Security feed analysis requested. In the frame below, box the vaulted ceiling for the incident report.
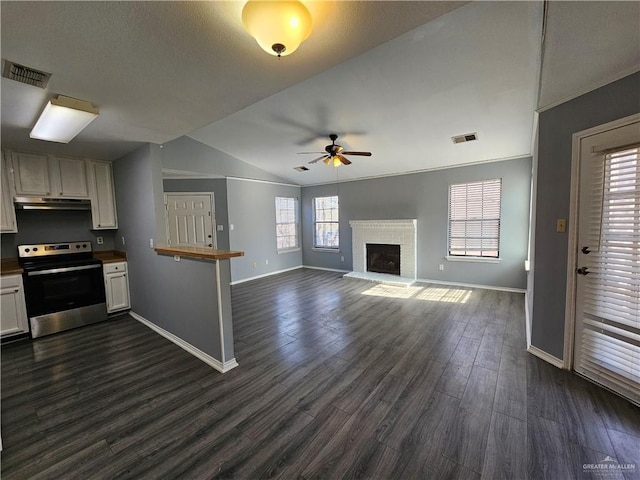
[2,1,638,185]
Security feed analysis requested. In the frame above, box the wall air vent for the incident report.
[452,132,478,144]
[2,59,51,89]
[294,166,309,172]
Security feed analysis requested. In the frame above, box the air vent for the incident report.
[452,132,478,144]
[2,59,51,89]
[294,166,309,172]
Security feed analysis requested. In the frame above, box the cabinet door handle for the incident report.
[14,288,19,293]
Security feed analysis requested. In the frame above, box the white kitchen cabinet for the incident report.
[1,153,17,233]
[10,151,50,196]
[88,160,118,229]
[49,156,88,198]
[9,151,89,198]
[1,275,29,337]
[104,262,130,313]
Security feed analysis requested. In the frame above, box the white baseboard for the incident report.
[303,265,350,273]
[416,278,526,293]
[230,265,303,285]
[130,311,238,373]
[527,344,565,369]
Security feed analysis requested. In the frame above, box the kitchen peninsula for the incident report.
[152,246,244,373]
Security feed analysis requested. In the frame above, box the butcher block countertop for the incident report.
[154,246,244,261]
[93,250,127,264]
[1,258,22,275]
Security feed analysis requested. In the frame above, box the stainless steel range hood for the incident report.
[14,196,91,211]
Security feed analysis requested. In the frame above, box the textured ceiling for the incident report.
[1,1,638,186]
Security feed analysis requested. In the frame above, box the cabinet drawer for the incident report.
[104,262,127,274]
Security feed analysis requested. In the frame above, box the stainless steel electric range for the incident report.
[18,241,107,338]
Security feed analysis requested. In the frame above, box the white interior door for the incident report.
[165,193,216,248]
[574,120,640,404]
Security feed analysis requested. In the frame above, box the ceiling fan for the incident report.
[299,134,372,166]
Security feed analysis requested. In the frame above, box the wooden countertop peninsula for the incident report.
[154,246,244,261]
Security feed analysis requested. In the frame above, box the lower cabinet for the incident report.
[104,262,130,313]
[1,274,28,337]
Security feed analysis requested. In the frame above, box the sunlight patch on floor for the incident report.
[361,284,472,303]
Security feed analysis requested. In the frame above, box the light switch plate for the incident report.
[556,218,567,233]
[217,225,224,231]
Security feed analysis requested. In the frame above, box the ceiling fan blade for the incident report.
[309,155,329,164]
[298,151,325,155]
[337,155,352,165]
[341,151,372,156]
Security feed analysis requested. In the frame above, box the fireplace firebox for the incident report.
[366,243,401,276]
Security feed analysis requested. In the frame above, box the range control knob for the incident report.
[25,248,30,253]
[82,244,87,248]
[76,244,81,249]
[33,247,38,252]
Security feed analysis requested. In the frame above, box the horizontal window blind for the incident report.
[275,197,299,250]
[448,179,501,257]
[579,147,640,403]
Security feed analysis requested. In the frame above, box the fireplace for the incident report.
[367,244,401,275]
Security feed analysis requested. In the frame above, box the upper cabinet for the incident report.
[87,160,118,229]
[2,150,118,231]
[1,153,17,233]
[11,152,50,196]
[49,156,88,198]
[10,152,89,198]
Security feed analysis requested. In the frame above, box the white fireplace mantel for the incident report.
[346,219,417,285]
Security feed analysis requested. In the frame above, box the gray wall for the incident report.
[163,178,230,250]
[227,178,302,282]
[531,72,640,359]
[160,136,290,184]
[302,157,532,290]
[113,144,234,362]
[1,209,116,258]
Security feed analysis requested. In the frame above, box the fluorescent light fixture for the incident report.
[30,95,99,143]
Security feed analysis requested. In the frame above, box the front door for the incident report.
[165,193,216,248]
[573,119,639,404]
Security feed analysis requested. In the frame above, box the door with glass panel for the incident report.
[574,120,640,404]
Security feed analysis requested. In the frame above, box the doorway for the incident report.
[568,115,639,404]
[165,193,216,248]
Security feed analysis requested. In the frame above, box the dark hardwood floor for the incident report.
[2,268,639,479]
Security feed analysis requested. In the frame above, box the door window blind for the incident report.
[448,179,502,257]
[579,147,640,403]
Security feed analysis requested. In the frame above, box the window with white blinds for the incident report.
[448,179,502,258]
[579,146,640,402]
[275,196,299,251]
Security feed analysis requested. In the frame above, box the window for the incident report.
[313,195,339,249]
[448,179,502,258]
[275,196,299,251]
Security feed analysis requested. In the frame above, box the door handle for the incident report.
[208,243,212,247]
[207,234,212,238]
[581,246,591,254]
[576,267,590,275]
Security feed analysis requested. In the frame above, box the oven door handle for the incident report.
[27,264,103,276]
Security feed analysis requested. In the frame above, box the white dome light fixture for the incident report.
[242,1,313,58]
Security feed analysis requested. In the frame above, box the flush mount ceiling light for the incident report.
[242,0,313,57]
[30,95,99,143]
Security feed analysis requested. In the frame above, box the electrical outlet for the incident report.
[174,255,181,262]
[121,236,126,245]
[265,259,269,265]
[96,236,104,245]
[341,255,345,262]
[439,264,444,271]
[252,261,257,268]
[149,238,154,248]
[230,224,235,231]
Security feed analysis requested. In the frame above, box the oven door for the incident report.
[23,263,106,318]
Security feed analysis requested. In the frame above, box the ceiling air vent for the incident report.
[294,166,309,172]
[452,132,478,144]
[2,59,52,89]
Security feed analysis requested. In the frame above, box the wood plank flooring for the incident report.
[2,268,639,479]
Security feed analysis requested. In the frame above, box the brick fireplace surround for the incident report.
[344,219,417,286]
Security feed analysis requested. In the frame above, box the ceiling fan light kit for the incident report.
[242,0,313,57]
[300,133,372,167]
[30,95,99,143]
